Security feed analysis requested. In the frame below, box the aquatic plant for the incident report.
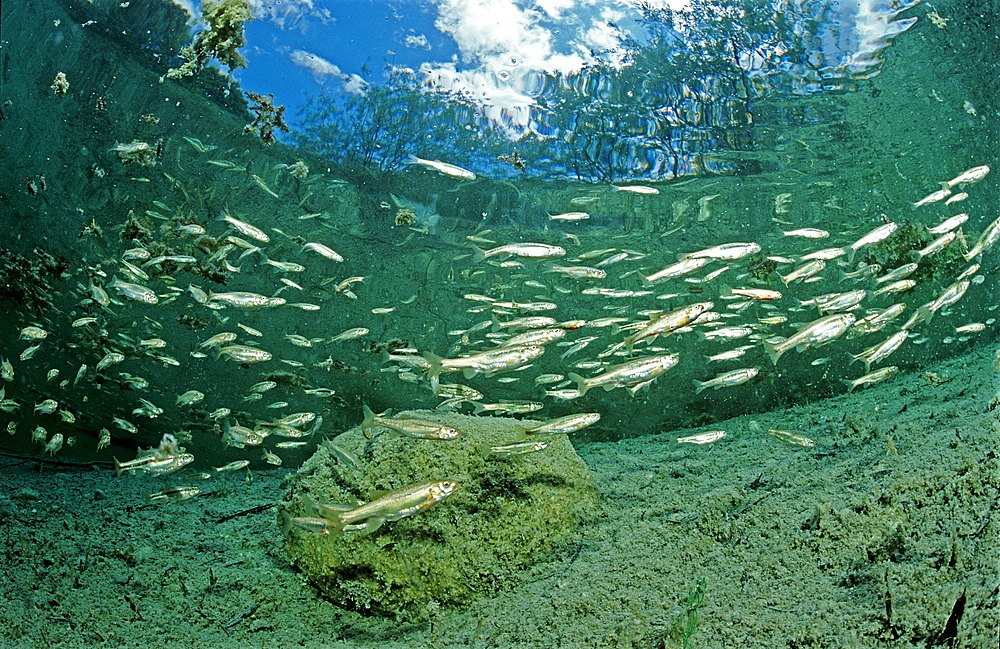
[244,91,289,145]
[166,0,254,79]
[661,577,707,649]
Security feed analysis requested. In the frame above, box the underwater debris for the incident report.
[113,140,161,166]
[50,72,69,95]
[244,91,289,145]
[165,0,254,79]
[395,208,417,226]
[288,160,309,180]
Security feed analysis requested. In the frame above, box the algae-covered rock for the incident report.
[277,410,598,618]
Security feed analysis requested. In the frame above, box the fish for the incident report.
[913,188,952,208]
[762,313,856,365]
[927,213,969,235]
[304,478,460,536]
[800,247,846,261]
[148,485,202,502]
[109,277,158,304]
[215,460,251,472]
[34,399,58,414]
[1,358,13,381]
[96,352,125,371]
[208,291,272,309]
[612,185,659,195]
[963,214,1000,261]
[360,405,460,440]
[872,279,917,297]
[729,288,782,301]
[624,302,713,350]
[548,212,590,221]
[914,231,957,259]
[767,429,815,447]
[472,401,544,415]
[218,345,272,363]
[682,242,761,262]
[852,330,908,372]
[677,431,726,445]
[424,345,546,386]
[848,222,898,260]
[20,326,49,341]
[850,305,907,339]
[264,259,306,273]
[842,366,899,392]
[303,242,344,262]
[568,353,679,396]
[329,327,369,342]
[176,390,205,406]
[875,264,919,284]
[404,154,476,180]
[472,243,566,262]
[44,433,64,456]
[783,228,829,239]
[222,213,270,242]
[692,368,759,394]
[645,257,711,283]
[522,412,601,435]
[944,165,989,188]
[489,440,549,455]
[115,453,194,476]
[199,332,238,348]
[780,260,825,285]
[801,289,867,314]
[546,265,606,279]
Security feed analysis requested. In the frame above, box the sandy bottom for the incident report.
[2,347,997,649]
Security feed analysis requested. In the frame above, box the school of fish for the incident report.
[0,150,994,528]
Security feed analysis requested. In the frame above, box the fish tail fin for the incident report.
[840,378,858,393]
[471,244,487,263]
[422,351,444,392]
[113,457,123,478]
[568,373,589,397]
[472,402,485,415]
[403,154,419,166]
[693,379,706,395]
[360,404,377,437]
[762,338,785,366]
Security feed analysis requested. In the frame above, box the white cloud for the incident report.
[403,33,431,50]
[290,50,343,78]
[290,50,368,95]
[246,0,332,30]
[534,0,576,20]
[422,0,633,135]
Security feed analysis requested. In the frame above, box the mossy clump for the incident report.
[277,410,598,618]
[166,0,253,79]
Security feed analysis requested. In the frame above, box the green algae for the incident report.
[278,410,599,618]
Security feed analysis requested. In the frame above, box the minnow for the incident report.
[307,479,460,536]
[569,353,679,396]
[404,154,476,180]
[222,214,270,243]
[360,404,460,440]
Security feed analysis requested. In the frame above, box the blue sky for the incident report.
[168,0,921,139]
